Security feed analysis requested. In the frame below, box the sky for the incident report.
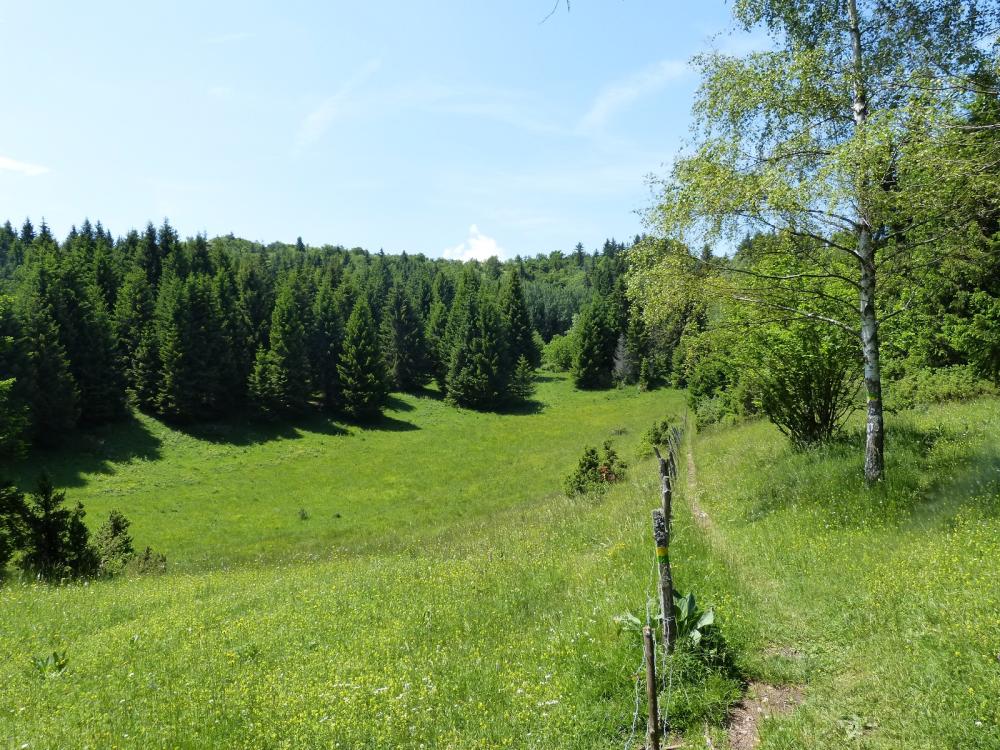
[0,1,762,260]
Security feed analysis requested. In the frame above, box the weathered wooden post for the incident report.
[652,445,672,522]
[643,625,660,750]
[652,508,676,653]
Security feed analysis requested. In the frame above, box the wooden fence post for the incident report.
[651,508,676,653]
[652,446,672,522]
[643,625,660,750]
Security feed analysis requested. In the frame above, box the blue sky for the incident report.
[0,1,758,259]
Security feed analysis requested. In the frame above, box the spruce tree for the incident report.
[380,283,429,391]
[572,299,616,389]
[337,298,388,420]
[113,267,155,401]
[252,274,313,414]
[25,251,125,425]
[310,276,344,409]
[19,293,79,442]
[445,289,506,408]
[0,298,27,457]
[498,268,540,369]
[156,274,231,420]
[425,299,450,391]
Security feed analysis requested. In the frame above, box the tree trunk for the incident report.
[848,0,885,482]
[858,241,885,483]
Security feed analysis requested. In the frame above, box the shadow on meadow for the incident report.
[4,414,163,489]
[173,412,348,446]
[740,417,1000,527]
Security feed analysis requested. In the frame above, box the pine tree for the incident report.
[310,276,344,409]
[337,298,388,420]
[19,293,80,442]
[253,274,313,414]
[572,299,616,389]
[498,267,540,370]
[380,283,429,391]
[156,274,231,420]
[445,289,506,408]
[425,299,450,391]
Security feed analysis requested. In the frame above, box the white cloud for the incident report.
[442,225,507,262]
[0,155,50,177]
[295,59,382,151]
[578,59,687,134]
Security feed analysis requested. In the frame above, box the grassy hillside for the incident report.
[688,400,1000,749]
[7,375,678,570]
[0,376,694,748]
[2,379,998,749]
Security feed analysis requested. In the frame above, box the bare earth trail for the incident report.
[682,430,802,750]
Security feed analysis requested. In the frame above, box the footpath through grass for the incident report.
[0,376,695,748]
[688,399,1000,749]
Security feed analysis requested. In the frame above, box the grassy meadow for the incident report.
[2,375,999,749]
[0,376,695,748]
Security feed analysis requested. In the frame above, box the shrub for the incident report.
[542,333,575,372]
[563,441,627,496]
[741,321,861,447]
[93,510,135,577]
[640,418,675,456]
[886,366,996,411]
[127,546,167,575]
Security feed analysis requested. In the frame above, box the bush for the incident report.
[640,418,676,456]
[887,366,996,411]
[542,333,575,372]
[563,441,627,496]
[127,546,167,575]
[741,321,861,447]
[93,510,135,577]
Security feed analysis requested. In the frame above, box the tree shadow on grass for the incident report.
[173,412,348,446]
[3,414,163,489]
[467,397,546,416]
[354,413,420,432]
[386,394,416,412]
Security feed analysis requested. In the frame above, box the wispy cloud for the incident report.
[204,31,254,45]
[578,59,688,134]
[0,155,50,177]
[295,59,383,151]
[442,224,507,262]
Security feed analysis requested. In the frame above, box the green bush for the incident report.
[563,440,627,496]
[639,418,676,456]
[542,333,575,372]
[93,510,135,577]
[887,366,996,410]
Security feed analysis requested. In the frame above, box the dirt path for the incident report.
[682,429,802,750]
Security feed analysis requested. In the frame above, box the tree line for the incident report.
[0,221,685,459]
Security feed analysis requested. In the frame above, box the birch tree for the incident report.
[631,0,1000,481]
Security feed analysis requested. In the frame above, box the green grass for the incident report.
[0,376,694,748]
[687,401,1000,749]
[3,378,999,749]
[7,376,678,571]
